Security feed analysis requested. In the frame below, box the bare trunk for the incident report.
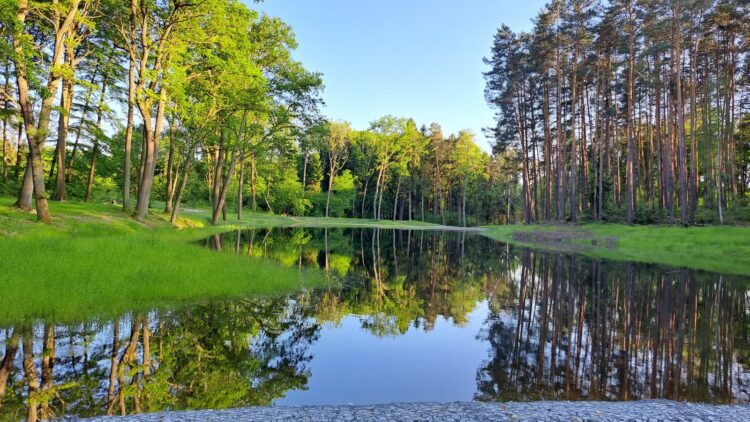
[674,3,688,224]
[164,122,176,213]
[123,50,136,210]
[250,153,257,212]
[135,85,167,220]
[85,79,108,202]
[170,143,197,224]
[14,122,23,179]
[325,156,334,218]
[626,4,636,224]
[237,155,244,220]
[15,157,33,210]
[53,59,75,201]
[212,148,239,225]
[1,64,8,183]
[570,45,579,223]
[392,174,401,221]
[689,41,699,220]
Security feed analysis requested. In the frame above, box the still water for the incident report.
[1,228,749,419]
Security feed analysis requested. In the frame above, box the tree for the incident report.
[8,0,92,222]
[324,121,351,217]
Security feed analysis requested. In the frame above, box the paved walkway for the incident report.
[80,401,750,421]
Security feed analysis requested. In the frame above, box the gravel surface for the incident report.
[77,400,750,421]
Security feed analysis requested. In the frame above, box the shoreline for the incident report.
[79,400,749,421]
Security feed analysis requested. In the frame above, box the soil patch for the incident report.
[511,229,617,252]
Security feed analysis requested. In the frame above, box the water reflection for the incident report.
[0,297,317,420]
[1,228,749,419]
[476,252,750,403]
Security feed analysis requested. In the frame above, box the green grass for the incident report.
[179,206,443,230]
[0,198,325,324]
[0,197,452,325]
[483,223,750,276]
[8,195,746,325]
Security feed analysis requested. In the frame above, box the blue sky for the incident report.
[252,0,548,151]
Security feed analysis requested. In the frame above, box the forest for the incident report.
[485,0,750,225]
[0,0,511,228]
[0,0,748,231]
[3,2,750,419]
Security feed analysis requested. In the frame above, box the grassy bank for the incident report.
[483,223,750,276]
[0,198,449,324]
[0,198,308,324]
[8,195,746,324]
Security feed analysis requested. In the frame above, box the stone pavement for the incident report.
[78,400,750,421]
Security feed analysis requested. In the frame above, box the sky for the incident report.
[251,0,548,151]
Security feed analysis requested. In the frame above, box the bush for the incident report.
[694,208,718,225]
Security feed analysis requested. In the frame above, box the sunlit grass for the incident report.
[483,223,750,276]
[0,197,452,325]
[0,198,324,324]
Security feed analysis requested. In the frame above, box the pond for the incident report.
[1,228,749,419]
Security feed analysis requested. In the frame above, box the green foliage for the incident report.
[268,167,312,215]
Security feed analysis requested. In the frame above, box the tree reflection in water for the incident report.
[0,298,318,420]
[476,250,750,403]
[1,228,748,419]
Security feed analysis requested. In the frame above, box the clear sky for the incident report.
[252,0,548,151]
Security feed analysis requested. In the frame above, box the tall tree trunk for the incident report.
[570,42,579,223]
[1,64,10,183]
[326,156,335,218]
[85,79,108,202]
[53,50,76,201]
[212,148,239,225]
[11,0,77,222]
[135,85,167,220]
[543,80,553,221]
[689,41,699,220]
[164,121,176,214]
[250,153,257,212]
[212,145,224,212]
[123,6,136,211]
[237,155,244,220]
[655,52,664,209]
[626,2,636,225]
[555,45,566,222]
[674,2,688,224]
[14,121,23,180]
[392,174,401,221]
[66,79,95,182]
[170,142,197,224]
[663,60,675,218]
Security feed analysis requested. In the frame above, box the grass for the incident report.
[483,223,750,276]
[0,197,449,325]
[6,195,747,324]
[178,206,443,230]
[0,198,319,325]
